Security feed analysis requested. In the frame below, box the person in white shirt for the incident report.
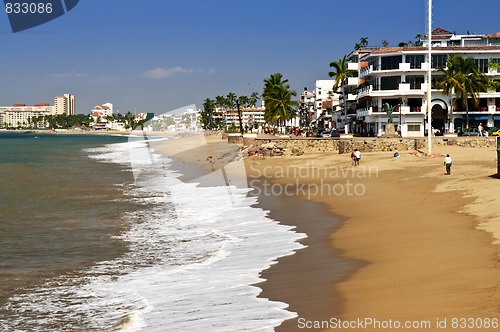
[443,154,452,175]
[354,149,361,166]
[478,123,484,136]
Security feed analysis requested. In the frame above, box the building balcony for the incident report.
[358,84,426,98]
[347,62,359,71]
[346,77,359,86]
[357,105,425,117]
[363,62,431,76]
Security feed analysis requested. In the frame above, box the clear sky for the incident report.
[1,0,500,115]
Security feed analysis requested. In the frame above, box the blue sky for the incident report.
[1,0,500,115]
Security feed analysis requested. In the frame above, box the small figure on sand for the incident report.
[443,154,452,175]
[350,151,356,166]
[354,149,361,166]
[393,150,400,158]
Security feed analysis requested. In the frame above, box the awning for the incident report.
[464,115,489,121]
[494,115,500,121]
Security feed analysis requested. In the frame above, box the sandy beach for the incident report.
[152,133,500,331]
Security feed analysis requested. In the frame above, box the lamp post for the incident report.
[236,98,244,135]
[399,97,402,137]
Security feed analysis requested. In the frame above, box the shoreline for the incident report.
[249,183,362,331]
[151,134,500,331]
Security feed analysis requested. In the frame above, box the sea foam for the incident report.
[1,136,306,331]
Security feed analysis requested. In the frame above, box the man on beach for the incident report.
[354,149,361,166]
[444,154,452,175]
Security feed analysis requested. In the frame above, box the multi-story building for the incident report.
[299,80,336,129]
[90,102,113,130]
[299,87,315,127]
[353,28,500,137]
[54,93,75,115]
[225,107,266,131]
[0,104,55,128]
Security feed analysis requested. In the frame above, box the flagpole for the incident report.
[427,0,432,153]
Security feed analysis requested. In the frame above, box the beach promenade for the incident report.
[153,133,500,331]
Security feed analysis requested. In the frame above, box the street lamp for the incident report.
[236,98,244,135]
[399,97,402,136]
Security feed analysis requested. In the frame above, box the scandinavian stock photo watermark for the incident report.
[248,161,379,200]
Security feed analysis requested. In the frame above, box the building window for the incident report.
[431,54,448,69]
[405,55,425,69]
[380,76,400,90]
[406,75,424,89]
[381,55,402,70]
[474,58,488,73]
[408,124,421,131]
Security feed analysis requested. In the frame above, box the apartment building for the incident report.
[299,80,337,129]
[54,93,75,115]
[352,28,500,137]
[0,104,54,128]
[225,107,266,130]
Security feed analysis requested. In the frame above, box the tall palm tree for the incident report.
[249,91,260,108]
[437,55,461,128]
[438,55,486,129]
[329,55,356,133]
[262,73,297,131]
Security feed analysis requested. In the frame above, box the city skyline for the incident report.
[1,0,500,115]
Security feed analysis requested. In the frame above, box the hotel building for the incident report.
[225,107,266,130]
[0,93,75,128]
[0,104,54,128]
[347,28,500,137]
[54,93,75,115]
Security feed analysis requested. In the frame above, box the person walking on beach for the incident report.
[444,154,452,175]
[354,148,361,166]
[478,123,484,136]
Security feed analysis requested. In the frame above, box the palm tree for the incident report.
[329,55,356,133]
[438,55,460,127]
[359,37,368,48]
[438,55,486,129]
[249,91,260,107]
[262,73,298,131]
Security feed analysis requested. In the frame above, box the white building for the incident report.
[225,107,266,131]
[54,93,75,115]
[0,104,55,128]
[352,28,500,137]
[299,80,336,129]
[90,102,114,130]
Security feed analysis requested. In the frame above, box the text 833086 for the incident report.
[5,2,53,14]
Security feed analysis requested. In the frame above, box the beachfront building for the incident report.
[353,28,500,137]
[299,80,337,130]
[90,102,113,130]
[0,104,55,128]
[225,107,266,132]
[299,87,315,127]
[54,93,75,115]
[314,80,337,130]
[149,108,200,131]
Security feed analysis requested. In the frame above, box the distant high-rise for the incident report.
[54,93,75,115]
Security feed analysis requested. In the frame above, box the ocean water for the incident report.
[0,131,305,331]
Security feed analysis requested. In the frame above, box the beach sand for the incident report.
[153,133,500,331]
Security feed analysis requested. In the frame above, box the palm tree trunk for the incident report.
[465,95,469,129]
